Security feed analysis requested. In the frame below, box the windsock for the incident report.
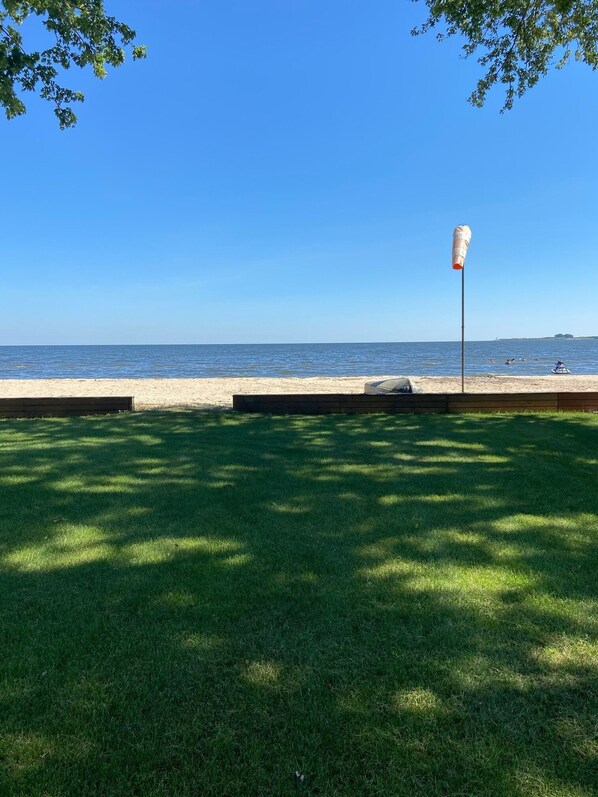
[452,225,472,270]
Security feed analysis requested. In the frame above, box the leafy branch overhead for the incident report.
[0,1,145,128]
[414,0,598,110]
[2,2,597,128]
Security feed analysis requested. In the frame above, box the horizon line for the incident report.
[0,337,592,347]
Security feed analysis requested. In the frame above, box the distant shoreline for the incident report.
[497,336,598,341]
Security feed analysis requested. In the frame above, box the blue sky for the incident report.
[2,0,597,344]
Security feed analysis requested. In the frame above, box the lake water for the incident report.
[1,340,597,379]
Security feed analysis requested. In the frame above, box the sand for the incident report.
[1,374,597,410]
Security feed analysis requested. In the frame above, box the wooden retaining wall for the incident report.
[0,397,134,419]
[233,394,448,414]
[448,393,559,413]
[233,392,598,415]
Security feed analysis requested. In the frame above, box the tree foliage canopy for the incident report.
[0,1,145,128]
[1,2,597,128]
[414,0,598,110]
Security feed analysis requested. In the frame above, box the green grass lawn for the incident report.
[0,410,596,797]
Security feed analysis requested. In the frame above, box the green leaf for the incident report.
[413,0,598,110]
[0,1,145,128]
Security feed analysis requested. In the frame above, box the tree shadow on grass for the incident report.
[0,411,596,796]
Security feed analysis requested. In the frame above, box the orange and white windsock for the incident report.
[452,225,472,270]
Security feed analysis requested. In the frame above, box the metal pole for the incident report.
[461,266,465,393]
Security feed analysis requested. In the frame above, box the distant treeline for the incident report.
[498,336,598,341]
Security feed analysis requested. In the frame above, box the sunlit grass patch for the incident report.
[5,530,247,571]
[393,687,449,717]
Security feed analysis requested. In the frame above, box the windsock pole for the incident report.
[452,225,472,394]
[461,266,465,393]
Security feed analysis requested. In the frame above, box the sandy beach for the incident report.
[1,374,597,410]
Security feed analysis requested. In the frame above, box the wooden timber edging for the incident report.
[233,393,447,415]
[232,392,598,415]
[0,396,134,419]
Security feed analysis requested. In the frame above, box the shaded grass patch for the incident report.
[0,410,597,796]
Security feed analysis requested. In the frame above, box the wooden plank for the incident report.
[448,392,558,403]
[557,391,598,398]
[0,396,134,419]
[558,407,598,413]
[0,396,133,405]
[234,394,340,402]
[233,392,598,416]
[450,407,556,414]
[448,393,559,414]
[233,394,340,413]
[5,403,132,411]
[233,393,448,415]
[339,406,446,413]
[557,391,598,400]
[449,404,558,414]
[341,395,446,404]
[557,392,598,412]
[340,396,447,414]
[14,397,133,407]
[558,395,598,404]
[340,396,446,407]
[449,399,553,404]
[19,404,130,410]
[341,406,443,415]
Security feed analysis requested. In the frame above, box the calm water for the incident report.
[1,340,597,379]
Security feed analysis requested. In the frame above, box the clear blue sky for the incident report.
[2,0,597,344]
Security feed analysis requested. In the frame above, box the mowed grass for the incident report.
[0,410,597,797]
